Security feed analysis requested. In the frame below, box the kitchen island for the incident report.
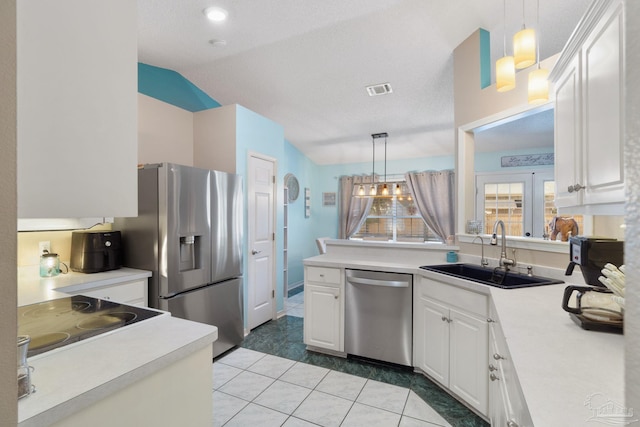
[18,268,218,427]
[304,239,625,426]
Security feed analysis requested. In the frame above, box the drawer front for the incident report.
[306,266,342,285]
[418,277,488,317]
[79,279,147,306]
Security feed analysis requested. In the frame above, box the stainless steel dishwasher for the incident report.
[345,269,413,367]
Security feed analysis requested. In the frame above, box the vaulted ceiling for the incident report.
[137,0,590,164]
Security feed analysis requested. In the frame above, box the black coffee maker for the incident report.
[563,236,625,332]
[565,236,624,287]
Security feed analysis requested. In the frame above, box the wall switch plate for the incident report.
[39,241,51,255]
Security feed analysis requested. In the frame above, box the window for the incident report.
[351,187,440,242]
[476,171,583,238]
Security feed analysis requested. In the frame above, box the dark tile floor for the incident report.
[239,315,489,427]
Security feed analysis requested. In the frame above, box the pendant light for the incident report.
[381,134,389,196]
[496,0,515,92]
[528,0,549,104]
[513,0,536,69]
[369,134,377,196]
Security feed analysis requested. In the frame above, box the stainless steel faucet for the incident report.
[472,235,489,267]
[490,220,516,270]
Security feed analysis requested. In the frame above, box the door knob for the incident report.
[251,249,262,255]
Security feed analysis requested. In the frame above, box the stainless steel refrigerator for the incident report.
[115,163,244,358]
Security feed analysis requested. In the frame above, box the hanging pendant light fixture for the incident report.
[352,133,402,198]
[513,0,536,69]
[496,0,515,92]
[368,132,388,197]
[381,133,389,196]
[528,0,549,104]
[369,135,377,196]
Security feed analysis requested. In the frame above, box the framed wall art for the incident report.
[322,192,336,206]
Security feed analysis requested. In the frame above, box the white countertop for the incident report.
[17,267,218,427]
[490,285,624,427]
[305,256,625,426]
[17,266,153,307]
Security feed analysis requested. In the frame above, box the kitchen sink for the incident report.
[419,263,564,289]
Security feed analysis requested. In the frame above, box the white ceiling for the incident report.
[137,0,589,165]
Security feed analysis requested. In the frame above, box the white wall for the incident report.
[138,94,194,166]
[625,0,640,412]
[193,104,237,173]
[0,1,18,424]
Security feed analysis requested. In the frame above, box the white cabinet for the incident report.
[303,266,343,353]
[488,303,533,427]
[551,0,625,214]
[414,275,489,416]
[67,279,148,307]
[17,1,138,219]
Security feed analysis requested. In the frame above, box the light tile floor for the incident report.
[214,347,452,427]
[283,290,304,318]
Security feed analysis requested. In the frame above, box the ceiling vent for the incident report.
[366,83,393,96]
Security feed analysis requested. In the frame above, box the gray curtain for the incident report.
[338,175,373,239]
[405,170,455,242]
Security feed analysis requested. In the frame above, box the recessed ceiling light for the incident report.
[203,6,228,22]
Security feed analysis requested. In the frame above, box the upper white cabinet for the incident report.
[17,0,138,219]
[550,0,625,214]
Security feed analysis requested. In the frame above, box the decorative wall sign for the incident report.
[501,153,554,167]
[305,188,311,218]
[322,192,336,206]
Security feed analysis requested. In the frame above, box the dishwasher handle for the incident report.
[347,276,409,288]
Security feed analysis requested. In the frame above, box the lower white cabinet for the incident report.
[414,275,489,416]
[303,266,343,352]
[488,303,533,427]
[68,279,148,307]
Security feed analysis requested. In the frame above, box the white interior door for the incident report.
[247,153,276,330]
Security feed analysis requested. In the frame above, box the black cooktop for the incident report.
[18,295,163,357]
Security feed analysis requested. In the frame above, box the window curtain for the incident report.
[405,170,455,242]
[338,175,373,239]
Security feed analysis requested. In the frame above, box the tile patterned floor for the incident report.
[214,347,453,427]
[283,289,304,318]
[212,290,488,427]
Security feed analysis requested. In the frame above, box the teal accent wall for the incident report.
[282,142,319,288]
[233,105,287,312]
[479,29,491,89]
[138,63,221,112]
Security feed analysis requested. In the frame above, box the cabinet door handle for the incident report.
[488,364,497,371]
[441,316,451,323]
[568,183,584,193]
[507,421,519,427]
[334,295,338,299]
[493,353,505,360]
[487,318,495,323]
[490,373,500,381]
